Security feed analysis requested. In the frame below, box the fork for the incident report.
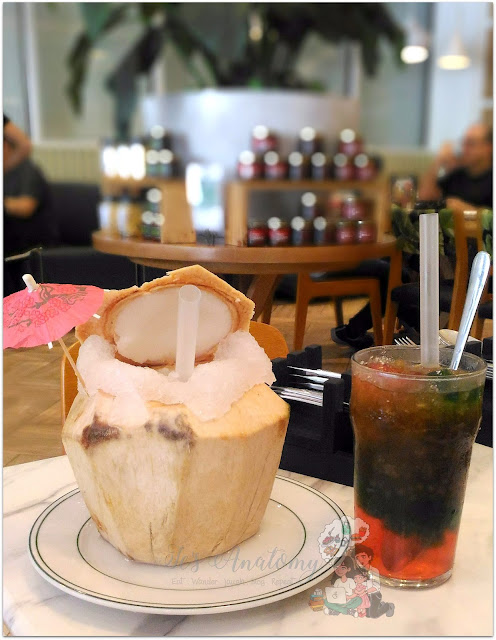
[395,335,451,347]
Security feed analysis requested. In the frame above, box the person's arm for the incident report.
[418,142,460,201]
[4,121,32,170]
[4,196,38,218]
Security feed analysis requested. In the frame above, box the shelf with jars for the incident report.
[225,177,389,247]
[226,126,390,247]
[98,127,195,245]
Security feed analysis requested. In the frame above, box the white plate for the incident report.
[29,476,349,615]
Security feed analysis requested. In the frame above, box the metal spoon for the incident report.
[450,251,491,370]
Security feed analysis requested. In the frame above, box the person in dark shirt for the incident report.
[332,122,493,350]
[3,113,32,171]
[419,122,493,209]
[4,136,58,256]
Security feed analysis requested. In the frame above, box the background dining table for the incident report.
[3,443,492,636]
[92,231,402,329]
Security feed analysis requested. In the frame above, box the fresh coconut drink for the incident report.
[62,265,290,565]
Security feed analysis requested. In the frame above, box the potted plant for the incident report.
[66,3,405,176]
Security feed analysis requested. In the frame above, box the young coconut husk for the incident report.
[63,265,290,566]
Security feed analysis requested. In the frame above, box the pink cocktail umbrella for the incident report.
[3,274,104,392]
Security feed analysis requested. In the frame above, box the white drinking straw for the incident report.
[175,285,201,382]
[419,214,439,367]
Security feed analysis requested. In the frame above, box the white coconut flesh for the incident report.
[112,287,233,365]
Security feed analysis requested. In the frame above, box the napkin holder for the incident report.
[272,345,354,487]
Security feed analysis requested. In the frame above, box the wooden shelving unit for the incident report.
[224,177,390,246]
[101,176,196,244]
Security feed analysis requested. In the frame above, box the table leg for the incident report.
[383,248,403,344]
[247,275,280,321]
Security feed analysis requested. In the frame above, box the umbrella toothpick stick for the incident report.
[57,337,88,395]
[21,274,88,395]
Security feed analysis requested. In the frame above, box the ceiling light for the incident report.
[438,31,471,70]
[401,18,429,64]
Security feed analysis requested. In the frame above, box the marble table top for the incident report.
[3,445,493,636]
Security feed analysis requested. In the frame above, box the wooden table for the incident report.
[92,232,402,332]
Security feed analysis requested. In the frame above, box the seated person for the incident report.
[332,122,493,350]
[4,132,58,294]
[4,138,58,257]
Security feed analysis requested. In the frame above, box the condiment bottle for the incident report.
[158,149,177,178]
[356,220,377,243]
[252,125,278,154]
[301,192,319,221]
[333,153,355,180]
[313,216,334,245]
[354,153,377,181]
[264,151,287,180]
[335,219,357,245]
[291,216,312,245]
[288,151,310,180]
[247,220,268,247]
[310,152,329,180]
[298,126,323,156]
[237,151,263,180]
[267,217,291,246]
[337,128,363,156]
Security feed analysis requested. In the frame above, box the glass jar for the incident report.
[341,195,367,221]
[100,138,118,178]
[146,148,160,177]
[97,195,114,233]
[117,191,142,239]
[248,220,268,247]
[158,149,177,178]
[301,192,319,221]
[356,219,377,243]
[252,125,278,154]
[337,128,364,156]
[264,151,287,180]
[288,151,310,180]
[129,137,146,180]
[313,216,334,245]
[333,153,355,180]
[310,152,329,180]
[335,219,357,244]
[268,217,291,246]
[149,125,172,151]
[116,140,132,179]
[291,216,312,246]
[354,153,377,181]
[237,151,263,180]
[298,126,323,156]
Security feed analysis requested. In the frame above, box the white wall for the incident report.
[426,2,491,150]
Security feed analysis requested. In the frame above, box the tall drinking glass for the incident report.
[350,346,486,589]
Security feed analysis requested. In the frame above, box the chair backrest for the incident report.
[448,209,490,329]
[61,320,288,422]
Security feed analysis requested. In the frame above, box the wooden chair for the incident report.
[293,272,384,350]
[61,321,288,422]
[471,209,493,340]
[383,209,485,344]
